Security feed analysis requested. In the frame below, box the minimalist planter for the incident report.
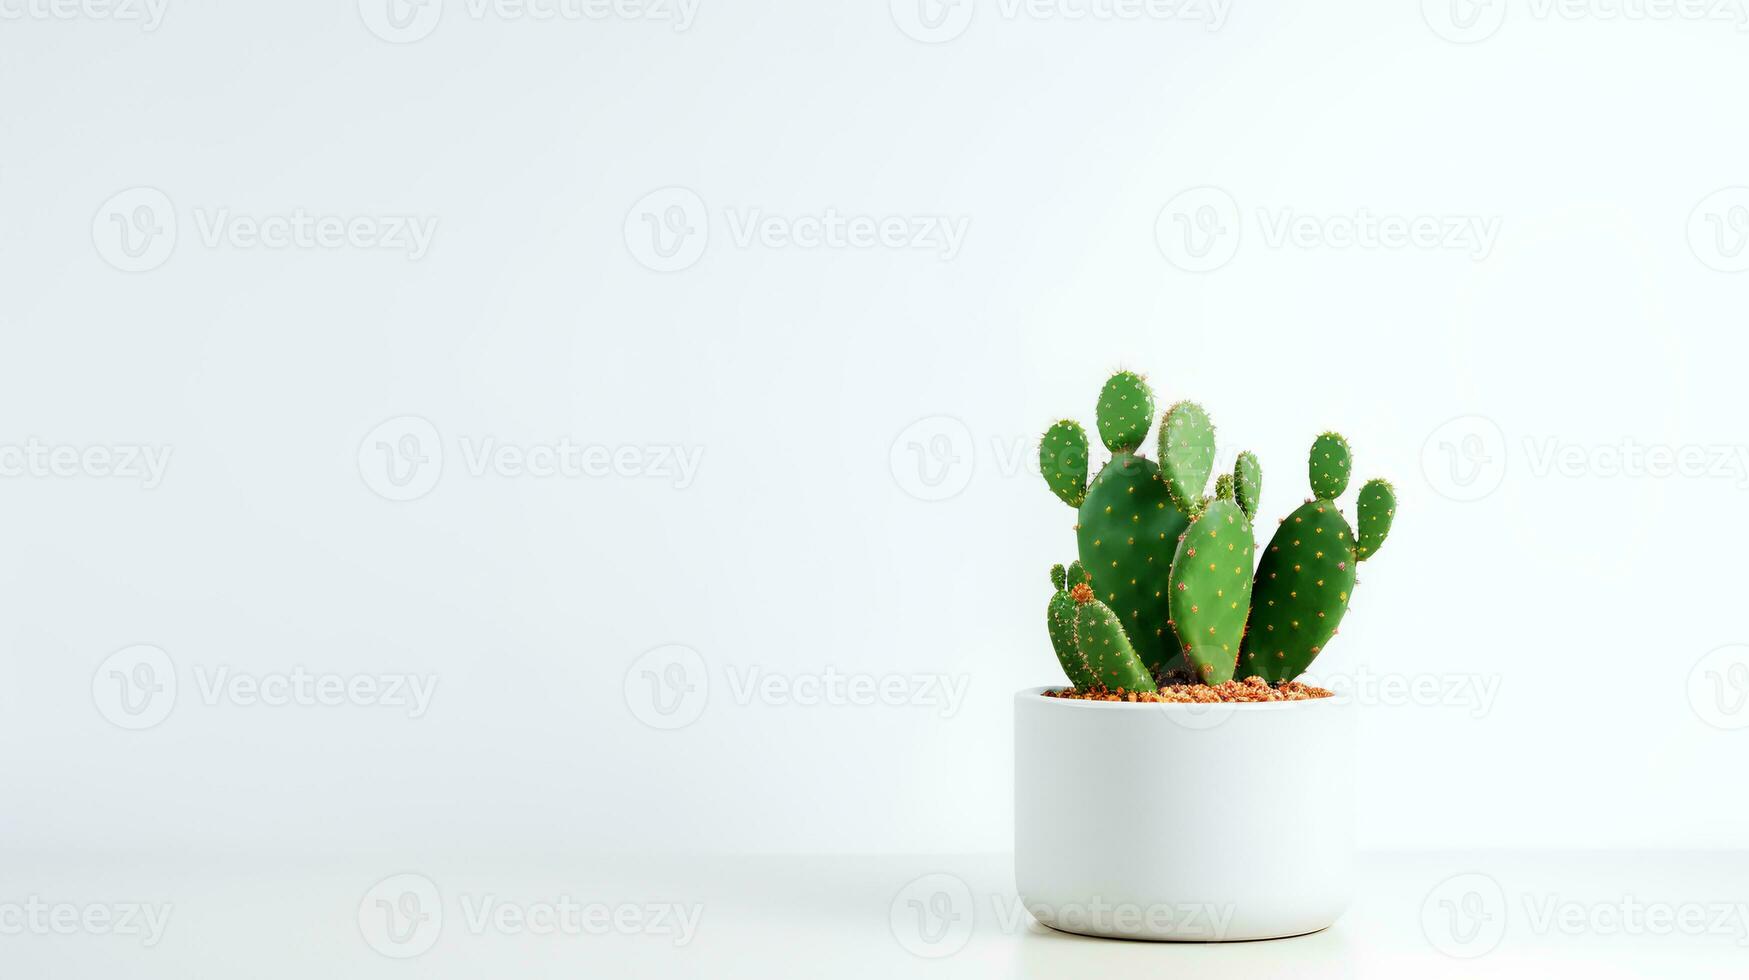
[1014,687,1355,942]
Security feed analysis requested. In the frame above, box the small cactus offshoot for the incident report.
[1038,371,1397,692]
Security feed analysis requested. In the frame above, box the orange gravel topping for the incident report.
[1043,676,1333,703]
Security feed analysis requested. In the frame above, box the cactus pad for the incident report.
[1167,485,1255,685]
[1356,478,1396,561]
[1095,371,1154,453]
[1234,451,1261,519]
[1070,583,1157,692]
[1239,500,1357,683]
[1158,400,1216,515]
[1039,420,1090,508]
[1076,453,1185,676]
[1047,566,1098,689]
[1309,432,1351,500]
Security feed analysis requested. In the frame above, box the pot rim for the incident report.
[1015,685,1352,710]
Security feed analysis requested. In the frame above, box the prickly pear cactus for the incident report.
[1233,451,1261,520]
[1158,400,1216,516]
[1239,433,1393,683]
[1167,478,1255,684]
[1046,563,1098,689]
[1041,372,1188,677]
[1039,421,1089,508]
[1356,479,1396,561]
[1069,582,1157,693]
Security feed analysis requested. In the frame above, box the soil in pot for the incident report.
[1042,676,1333,703]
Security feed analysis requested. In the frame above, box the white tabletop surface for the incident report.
[4,850,1744,977]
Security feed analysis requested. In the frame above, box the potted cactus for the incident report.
[1016,370,1397,941]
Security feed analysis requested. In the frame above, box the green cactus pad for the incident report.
[1095,371,1155,454]
[1066,559,1088,586]
[1158,400,1216,516]
[1039,420,1090,508]
[1076,453,1186,677]
[1167,498,1255,684]
[1047,569,1099,689]
[1356,478,1396,562]
[1239,500,1357,683]
[1309,432,1351,500]
[1213,473,1234,500]
[1050,563,1067,591]
[1234,451,1261,519]
[1070,584,1157,693]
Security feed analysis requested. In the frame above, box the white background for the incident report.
[3,1,1749,972]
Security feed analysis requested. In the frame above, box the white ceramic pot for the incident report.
[1014,686,1355,941]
